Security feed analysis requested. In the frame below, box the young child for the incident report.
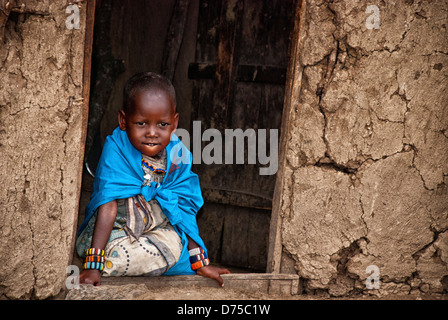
[76,72,230,286]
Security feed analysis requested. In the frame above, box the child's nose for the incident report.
[145,125,157,137]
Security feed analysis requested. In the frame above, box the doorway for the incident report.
[80,0,297,273]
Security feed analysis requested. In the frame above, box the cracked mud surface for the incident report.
[277,0,448,296]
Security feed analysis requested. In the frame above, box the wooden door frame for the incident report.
[71,0,96,262]
[80,0,96,151]
[266,0,305,273]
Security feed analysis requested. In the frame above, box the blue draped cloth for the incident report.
[78,127,206,275]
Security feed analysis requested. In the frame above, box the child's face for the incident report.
[118,89,178,157]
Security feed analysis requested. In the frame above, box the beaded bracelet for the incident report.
[86,248,106,257]
[83,248,106,271]
[83,261,104,271]
[191,258,210,270]
[188,247,205,256]
[189,252,208,264]
[85,255,106,263]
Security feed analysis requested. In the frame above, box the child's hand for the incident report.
[196,265,231,287]
[79,269,102,286]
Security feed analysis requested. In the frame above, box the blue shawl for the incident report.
[78,127,206,275]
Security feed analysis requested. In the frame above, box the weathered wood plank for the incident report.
[267,0,303,274]
[188,63,287,84]
[212,0,244,129]
[201,187,272,210]
[101,273,302,295]
[162,0,191,81]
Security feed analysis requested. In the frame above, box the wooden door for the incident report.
[189,0,297,271]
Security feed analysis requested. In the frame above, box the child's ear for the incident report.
[173,112,179,131]
[118,110,127,130]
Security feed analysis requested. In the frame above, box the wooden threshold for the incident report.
[101,273,302,296]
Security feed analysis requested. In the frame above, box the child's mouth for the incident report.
[143,142,159,147]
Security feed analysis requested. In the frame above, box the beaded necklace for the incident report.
[141,158,166,174]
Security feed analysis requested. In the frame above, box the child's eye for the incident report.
[136,122,145,126]
[159,122,169,127]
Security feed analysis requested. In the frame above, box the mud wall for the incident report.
[0,1,88,298]
[1,0,446,300]
[273,0,448,296]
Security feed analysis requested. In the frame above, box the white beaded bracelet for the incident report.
[188,247,204,256]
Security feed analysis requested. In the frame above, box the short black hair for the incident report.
[122,72,176,114]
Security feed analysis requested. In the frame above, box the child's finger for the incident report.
[221,268,231,275]
[216,275,224,287]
